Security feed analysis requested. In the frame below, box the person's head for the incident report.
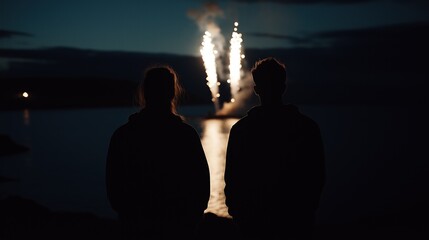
[251,57,287,105]
[137,65,183,114]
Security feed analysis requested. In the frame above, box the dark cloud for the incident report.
[0,29,33,39]
[231,0,373,5]
[244,32,311,45]
[312,21,429,46]
[245,21,429,52]
[246,21,429,50]
[231,0,428,5]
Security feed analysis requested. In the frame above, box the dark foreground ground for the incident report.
[0,195,427,240]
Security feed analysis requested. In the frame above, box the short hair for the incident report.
[251,57,287,88]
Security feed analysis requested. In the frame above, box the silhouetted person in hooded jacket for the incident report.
[106,65,211,240]
[224,57,325,240]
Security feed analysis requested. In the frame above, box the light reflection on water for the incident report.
[199,118,239,218]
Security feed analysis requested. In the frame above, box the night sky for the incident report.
[1,0,428,55]
[1,0,428,107]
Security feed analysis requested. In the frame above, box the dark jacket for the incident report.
[224,104,325,239]
[106,109,210,238]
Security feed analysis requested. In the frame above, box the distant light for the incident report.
[22,92,29,98]
[234,22,239,27]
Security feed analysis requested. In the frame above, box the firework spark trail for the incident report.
[200,31,220,112]
[228,22,244,103]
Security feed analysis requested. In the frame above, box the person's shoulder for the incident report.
[295,110,321,133]
[283,104,319,129]
[110,122,131,139]
[230,105,271,130]
[110,112,140,138]
[174,122,204,145]
[175,118,201,135]
[228,115,251,135]
[180,121,198,132]
[298,111,316,123]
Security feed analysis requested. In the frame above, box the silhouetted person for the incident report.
[224,57,325,240]
[106,65,211,239]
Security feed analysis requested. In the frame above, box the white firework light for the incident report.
[200,30,220,112]
[200,21,245,115]
[228,22,245,104]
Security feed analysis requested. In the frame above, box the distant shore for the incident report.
[2,76,425,112]
[0,77,212,111]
